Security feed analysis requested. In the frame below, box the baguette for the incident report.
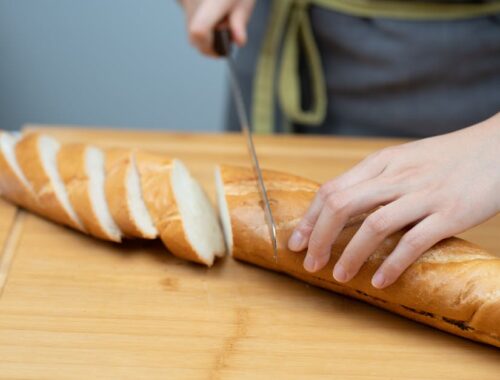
[0,130,225,266]
[15,133,84,231]
[58,144,122,242]
[0,132,39,211]
[105,148,157,239]
[136,152,225,266]
[215,164,500,348]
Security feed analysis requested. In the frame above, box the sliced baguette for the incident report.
[136,152,225,266]
[58,143,122,242]
[105,148,157,239]
[0,132,39,211]
[215,164,500,348]
[15,133,84,231]
[0,130,224,266]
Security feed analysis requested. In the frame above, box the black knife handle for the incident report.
[213,22,232,57]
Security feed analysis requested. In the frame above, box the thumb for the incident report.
[229,0,255,47]
[189,0,234,56]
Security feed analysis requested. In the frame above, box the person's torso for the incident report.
[227,0,500,137]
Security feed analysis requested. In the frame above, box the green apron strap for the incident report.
[313,0,500,20]
[252,0,500,135]
[278,1,327,129]
[252,0,294,135]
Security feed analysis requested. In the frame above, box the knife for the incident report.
[214,24,279,263]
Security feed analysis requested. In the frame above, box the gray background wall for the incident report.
[0,0,226,132]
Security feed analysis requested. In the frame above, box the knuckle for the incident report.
[376,172,398,187]
[378,148,392,160]
[372,147,394,160]
[442,216,460,232]
[366,150,383,162]
[442,199,461,218]
[307,235,326,254]
[317,185,329,200]
[318,181,336,200]
[295,221,314,236]
[382,260,406,278]
[401,232,424,251]
[384,145,404,156]
[384,165,419,183]
[339,257,357,276]
[188,23,206,42]
[325,193,350,215]
[364,212,391,236]
[377,146,406,164]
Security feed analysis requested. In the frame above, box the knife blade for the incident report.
[214,25,279,263]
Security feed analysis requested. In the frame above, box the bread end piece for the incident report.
[0,132,39,211]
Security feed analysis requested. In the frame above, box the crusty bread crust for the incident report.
[0,131,225,266]
[105,148,156,239]
[16,133,83,231]
[218,165,500,348]
[58,143,121,242]
[0,132,39,212]
[136,152,213,265]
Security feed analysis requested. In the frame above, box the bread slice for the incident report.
[105,148,157,239]
[15,133,84,231]
[0,132,39,211]
[58,143,122,242]
[1,130,225,265]
[215,164,500,348]
[215,166,233,256]
[136,152,225,266]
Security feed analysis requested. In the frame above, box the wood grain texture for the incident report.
[0,125,497,379]
[0,200,19,296]
[0,199,17,253]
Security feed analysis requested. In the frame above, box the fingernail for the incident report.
[289,231,306,251]
[333,264,348,283]
[372,272,385,289]
[303,255,316,272]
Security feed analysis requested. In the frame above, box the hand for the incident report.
[288,112,500,289]
[179,0,255,56]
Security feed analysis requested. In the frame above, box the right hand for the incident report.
[180,0,256,56]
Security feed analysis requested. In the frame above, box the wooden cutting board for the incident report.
[0,125,498,379]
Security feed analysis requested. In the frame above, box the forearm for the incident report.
[489,111,500,139]
[485,112,500,212]
[471,112,500,212]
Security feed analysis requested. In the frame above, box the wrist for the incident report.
[491,111,500,135]
[491,113,500,213]
[474,112,500,213]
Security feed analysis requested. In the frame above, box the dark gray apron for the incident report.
[226,1,500,138]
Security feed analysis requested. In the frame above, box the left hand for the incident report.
[288,112,500,289]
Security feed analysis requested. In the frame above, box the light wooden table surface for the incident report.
[0,125,498,379]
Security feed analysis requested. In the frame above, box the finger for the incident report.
[302,177,401,273]
[332,151,389,193]
[229,0,254,46]
[333,195,432,284]
[182,0,202,22]
[189,0,233,55]
[371,213,453,289]
[288,155,387,252]
[288,194,324,251]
